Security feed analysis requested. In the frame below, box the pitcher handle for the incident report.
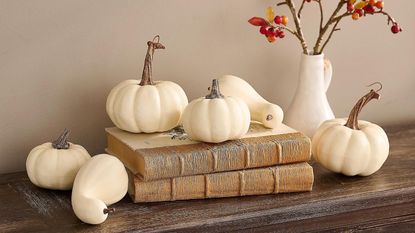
[324,59,332,93]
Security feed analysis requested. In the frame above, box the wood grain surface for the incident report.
[0,123,414,232]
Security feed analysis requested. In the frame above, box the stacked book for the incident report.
[106,123,314,203]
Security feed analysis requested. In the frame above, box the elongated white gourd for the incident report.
[71,154,128,225]
[218,75,283,129]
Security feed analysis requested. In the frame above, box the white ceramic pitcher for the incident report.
[285,53,334,137]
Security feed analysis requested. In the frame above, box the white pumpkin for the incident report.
[106,36,188,133]
[218,75,283,129]
[312,87,389,176]
[182,79,250,143]
[26,129,90,190]
[72,154,128,225]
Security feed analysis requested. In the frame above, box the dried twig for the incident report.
[276,1,287,6]
[317,0,324,33]
[319,13,348,53]
[372,10,398,25]
[274,25,300,39]
[270,0,398,55]
[297,0,307,18]
[284,0,309,54]
[313,0,347,54]
[318,9,398,54]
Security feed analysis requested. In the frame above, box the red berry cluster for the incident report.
[248,15,288,43]
[345,0,402,34]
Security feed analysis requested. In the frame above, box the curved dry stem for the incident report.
[52,128,70,150]
[140,35,165,86]
[205,79,224,99]
[344,88,381,130]
[103,208,115,214]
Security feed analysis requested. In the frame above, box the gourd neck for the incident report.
[344,83,382,130]
[206,79,224,99]
[139,35,165,86]
[52,128,70,149]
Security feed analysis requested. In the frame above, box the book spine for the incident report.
[140,133,311,181]
[128,162,314,203]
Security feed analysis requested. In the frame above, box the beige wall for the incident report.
[1,0,414,174]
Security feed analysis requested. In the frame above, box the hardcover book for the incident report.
[106,123,311,181]
[127,162,314,203]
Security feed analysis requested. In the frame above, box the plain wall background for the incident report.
[1,0,414,174]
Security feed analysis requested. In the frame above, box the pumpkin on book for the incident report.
[106,123,311,181]
[106,35,188,133]
[181,79,250,143]
[127,162,314,203]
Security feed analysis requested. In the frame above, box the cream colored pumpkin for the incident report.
[218,75,283,129]
[182,79,250,143]
[312,88,389,176]
[106,80,188,133]
[26,129,90,190]
[106,36,188,133]
[72,154,128,225]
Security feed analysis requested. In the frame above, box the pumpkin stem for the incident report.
[344,85,381,130]
[103,208,115,214]
[139,35,165,86]
[206,79,224,99]
[52,128,70,149]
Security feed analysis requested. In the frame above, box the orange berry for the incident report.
[267,35,276,43]
[375,1,384,9]
[369,0,376,6]
[281,16,289,26]
[352,12,360,20]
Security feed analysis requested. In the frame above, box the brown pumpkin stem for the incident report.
[206,79,224,99]
[139,35,165,86]
[103,208,115,214]
[344,83,382,130]
[52,128,70,149]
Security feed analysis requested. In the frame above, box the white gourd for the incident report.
[26,129,90,190]
[106,36,188,133]
[182,79,250,143]
[218,75,283,129]
[312,87,389,176]
[71,154,128,225]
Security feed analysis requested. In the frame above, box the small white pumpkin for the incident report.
[106,35,188,133]
[312,86,389,176]
[182,79,250,143]
[218,75,283,129]
[72,154,128,225]
[26,129,91,190]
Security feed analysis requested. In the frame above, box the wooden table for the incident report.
[1,123,414,232]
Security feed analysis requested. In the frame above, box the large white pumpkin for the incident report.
[106,36,188,133]
[182,79,250,143]
[72,154,128,225]
[26,129,91,190]
[312,88,389,176]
